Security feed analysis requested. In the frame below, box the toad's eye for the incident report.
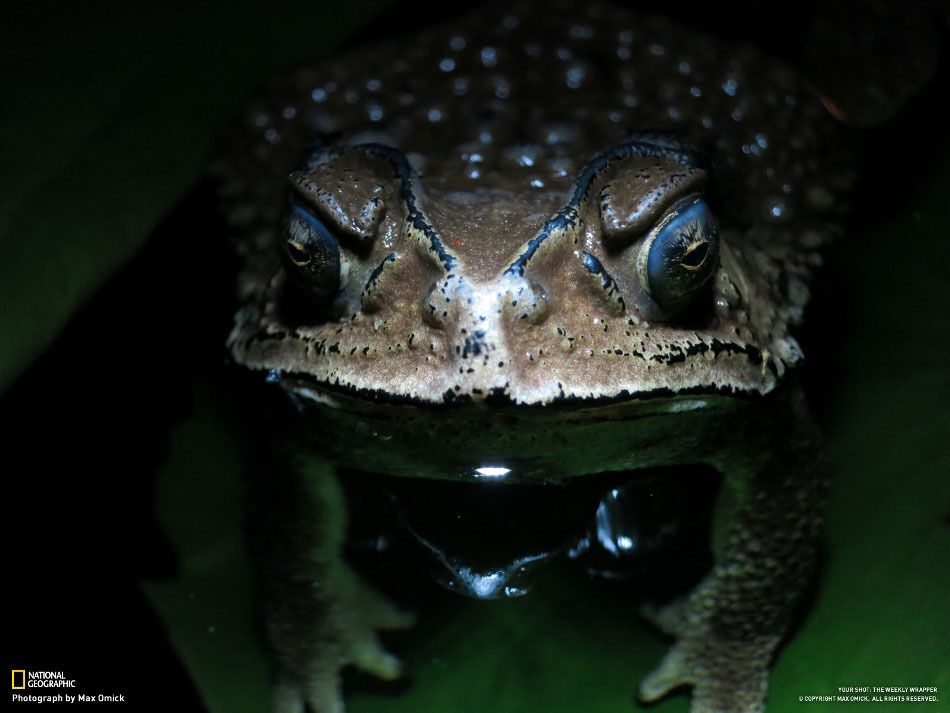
[281,202,342,300]
[636,197,719,315]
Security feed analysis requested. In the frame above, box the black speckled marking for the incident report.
[461,330,489,358]
[362,252,397,294]
[505,139,702,276]
[581,251,625,311]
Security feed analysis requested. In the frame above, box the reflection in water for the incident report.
[473,465,511,479]
[408,522,554,598]
[593,484,681,560]
[343,468,719,601]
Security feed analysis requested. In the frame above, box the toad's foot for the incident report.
[635,388,825,713]
[639,623,777,713]
[269,564,415,713]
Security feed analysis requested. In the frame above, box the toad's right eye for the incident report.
[280,202,342,300]
[635,197,719,316]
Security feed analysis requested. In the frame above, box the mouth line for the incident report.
[277,370,763,410]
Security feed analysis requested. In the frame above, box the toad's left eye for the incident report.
[636,197,719,314]
[280,202,342,300]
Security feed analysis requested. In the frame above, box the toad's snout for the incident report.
[421,274,551,368]
[422,274,549,329]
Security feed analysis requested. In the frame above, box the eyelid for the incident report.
[288,170,385,245]
[599,167,707,246]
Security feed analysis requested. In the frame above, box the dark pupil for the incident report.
[286,240,311,265]
[680,241,708,270]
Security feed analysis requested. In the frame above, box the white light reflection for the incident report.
[474,466,511,479]
[616,535,635,551]
[459,568,505,598]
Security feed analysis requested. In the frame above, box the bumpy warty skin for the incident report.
[214,1,851,406]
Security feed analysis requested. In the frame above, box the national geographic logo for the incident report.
[10,669,127,704]
[9,669,76,688]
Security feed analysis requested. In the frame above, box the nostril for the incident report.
[421,275,463,329]
[502,277,549,324]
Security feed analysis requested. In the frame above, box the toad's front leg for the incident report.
[248,451,414,713]
[640,387,827,713]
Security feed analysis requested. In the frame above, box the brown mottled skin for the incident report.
[214,2,849,712]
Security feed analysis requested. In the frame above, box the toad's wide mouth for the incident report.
[278,367,769,410]
[272,373,755,483]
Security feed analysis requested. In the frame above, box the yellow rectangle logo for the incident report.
[11,669,26,689]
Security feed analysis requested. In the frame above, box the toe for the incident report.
[352,637,404,680]
[273,677,305,713]
[302,672,345,713]
[639,644,691,702]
